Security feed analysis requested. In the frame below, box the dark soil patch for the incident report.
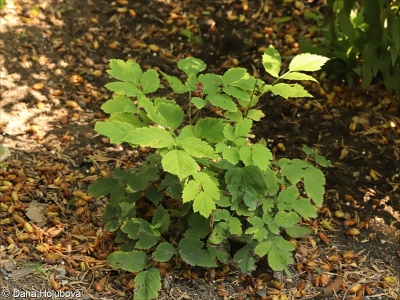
[0,0,399,299]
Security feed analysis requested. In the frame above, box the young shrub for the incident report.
[89,46,330,300]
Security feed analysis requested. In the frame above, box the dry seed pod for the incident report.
[343,251,357,260]
[24,222,34,233]
[327,254,341,262]
[343,219,357,227]
[347,228,360,235]
[333,210,345,218]
[383,276,397,284]
[348,283,363,294]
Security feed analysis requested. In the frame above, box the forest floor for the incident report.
[0,0,399,299]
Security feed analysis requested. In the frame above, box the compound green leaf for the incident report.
[124,127,175,148]
[182,180,201,203]
[233,245,256,273]
[222,68,248,86]
[193,192,216,217]
[213,209,230,221]
[293,198,318,218]
[88,177,119,197]
[153,242,176,262]
[289,53,329,72]
[192,172,220,199]
[101,95,137,114]
[105,82,141,97]
[107,250,147,273]
[228,217,242,236]
[268,246,292,271]
[270,83,313,99]
[191,97,207,109]
[178,57,206,76]
[209,222,229,244]
[198,73,222,94]
[157,102,184,131]
[152,205,170,234]
[207,93,237,112]
[274,211,301,228]
[178,137,217,158]
[278,185,299,205]
[141,69,160,94]
[254,241,272,257]
[194,118,225,142]
[160,72,190,94]
[134,268,161,300]
[135,232,159,249]
[239,146,252,166]
[285,226,312,238]
[303,167,325,206]
[122,218,150,240]
[234,118,252,138]
[162,150,198,180]
[186,213,211,239]
[178,237,217,267]
[280,71,319,83]
[246,109,265,121]
[223,86,251,101]
[95,121,135,144]
[222,147,240,165]
[107,59,142,84]
[262,46,281,78]
[250,144,272,170]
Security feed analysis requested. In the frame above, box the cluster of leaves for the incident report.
[301,0,399,95]
[89,46,330,300]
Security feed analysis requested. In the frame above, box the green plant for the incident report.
[89,46,330,300]
[301,0,400,95]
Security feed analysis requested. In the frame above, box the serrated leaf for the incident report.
[206,93,237,112]
[278,185,299,205]
[104,219,121,232]
[222,68,248,86]
[178,137,217,158]
[135,232,159,249]
[222,147,240,165]
[213,209,230,221]
[156,102,184,131]
[209,222,229,244]
[178,237,217,267]
[192,172,220,199]
[122,218,150,240]
[107,250,147,273]
[182,180,201,203]
[274,211,301,227]
[194,118,225,142]
[285,226,312,238]
[233,245,256,273]
[280,71,319,83]
[223,86,251,101]
[134,268,161,300]
[254,241,272,257]
[162,150,198,180]
[234,118,252,138]
[289,53,329,72]
[250,144,272,170]
[186,213,211,239]
[105,82,142,97]
[268,246,292,271]
[193,192,216,217]
[228,217,242,236]
[270,83,313,99]
[88,177,120,197]
[239,146,253,166]
[101,95,137,114]
[293,198,318,218]
[262,46,281,78]
[124,127,175,148]
[191,97,207,109]
[246,109,265,121]
[178,57,206,76]
[141,69,160,94]
[108,112,144,127]
[160,72,190,94]
[303,167,325,206]
[95,121,135,144]
[198,73,222,94]
[153,242,176,262]
[107,59,142,84]
[152,205,170,234]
